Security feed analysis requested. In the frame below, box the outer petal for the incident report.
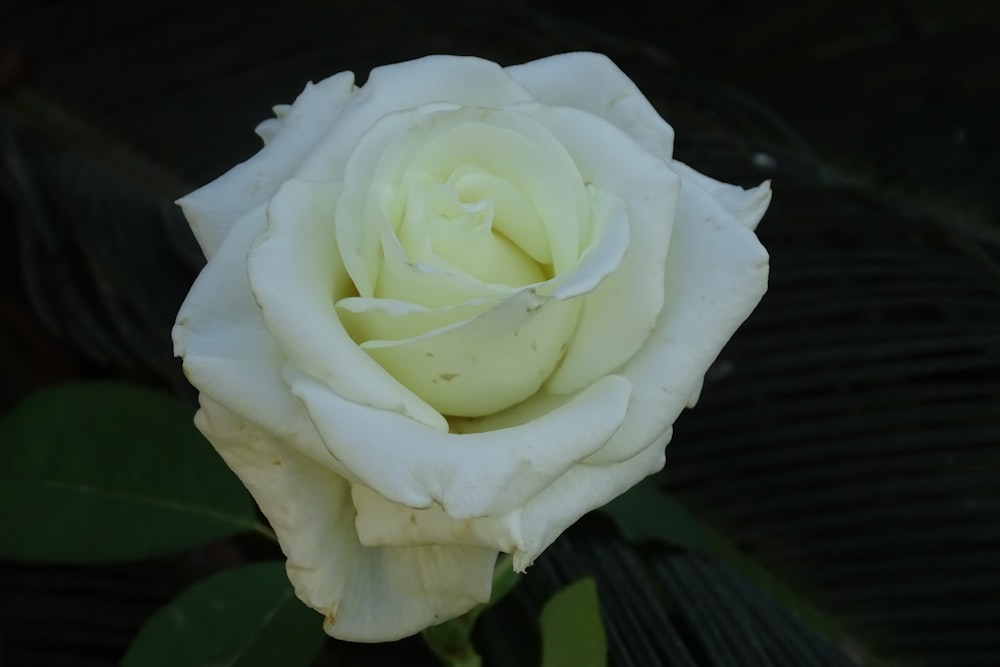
[253,104,292,143]
[583,168,770,465]
[177,72,356,258]
[505,52,676,162]
[288,367,633,518]
[195,397,497,642]
[670,161,772,230]
[352,483,525,553]
[507,432,669,570]
[173,203,335,467]
[294,56,534,183]
[248,179,447,431]
[351,431,669,572]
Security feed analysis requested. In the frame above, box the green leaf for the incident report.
[122,561,325,667]
[602,479,711,552]
[539,578,607,667]
[0,381,266,562]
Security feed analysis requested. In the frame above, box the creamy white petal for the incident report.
[447,387,589,435]
[247,179,447,431]
[670,161,772,231]
[195,397,496,643]
[337,296,499,343]
[360,288,582,416]
[535,190,629,301]
[399,182,546,287]
[254,104,293,143]
[177,72,356,258]
[288,368,632,518]
[508,432,669,570]
[582,168,769,465]
[352,484,524,553]
[375,211,515,309]
[294,56,535,184]
[173,203,336,467]
[350,431,668,572]
[447,165,553,265]
[506,52,675,162]
[334,105,587,298]
[520,103,678,393]
[407,118,588,267]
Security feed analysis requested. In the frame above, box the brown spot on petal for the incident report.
[438,373,459,382]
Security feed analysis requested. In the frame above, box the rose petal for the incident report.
[582,168,770,465]
[670,161,772,231]
[516,103,678,394]
[536,190,630,301]
[350,431,668,572]
[360,287,582,416]
[506,52,676,162]
[339,193,625,415]
[375,214,514,309]
[287,368,632,518]
[254,103,293,143]
[396,182,547,288]
[293,56,535,184]
[173,204,338,468]
[195,397,496,642]
[177,72,356,258]
[508,431,669,570]
[405,114,589,270]
[248,178,447,431]
[352,483,524,553]
[337,296,499,343]
[447,165,553,265]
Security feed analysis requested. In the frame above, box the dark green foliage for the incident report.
[0,382,262,561]
[123,562,326,667]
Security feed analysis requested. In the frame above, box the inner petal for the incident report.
[335,105,591,302]
[336,296,498,343]
[405,120,585,274]
[447,165,552,266]
[397,181,547,288]
[374,219,512,309]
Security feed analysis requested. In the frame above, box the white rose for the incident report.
[173,52,770,642]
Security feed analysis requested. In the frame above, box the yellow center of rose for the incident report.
[328,105,632,418]
[383,179,548,295]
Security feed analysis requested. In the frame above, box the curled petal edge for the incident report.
[289,367,633,519]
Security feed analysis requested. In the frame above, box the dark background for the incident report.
[1,1,998,665]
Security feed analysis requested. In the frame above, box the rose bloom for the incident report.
[173,52,770,641]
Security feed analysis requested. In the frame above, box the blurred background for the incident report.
[1,1,998,665]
